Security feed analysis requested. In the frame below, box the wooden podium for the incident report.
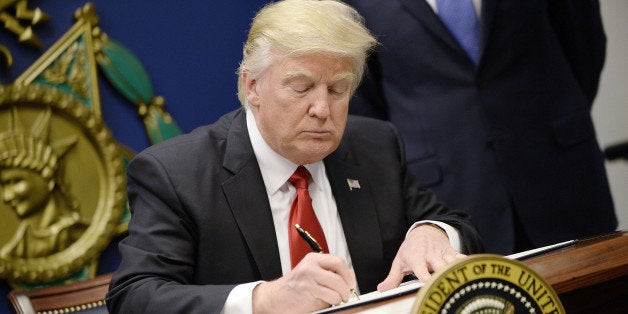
[524,231,627,313]
[334,231,627,313]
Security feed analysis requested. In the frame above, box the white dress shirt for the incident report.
[425,0,482,17]
[244,109,355,276]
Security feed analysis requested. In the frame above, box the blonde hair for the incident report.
[236,0,377,106]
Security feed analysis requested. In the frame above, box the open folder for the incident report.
[312,239,577,313]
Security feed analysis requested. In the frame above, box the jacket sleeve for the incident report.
[105,152,234,314]
[547,0,606,105]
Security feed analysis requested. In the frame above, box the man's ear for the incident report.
[243,72,260,108]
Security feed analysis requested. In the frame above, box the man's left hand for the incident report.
[377,224,466,291]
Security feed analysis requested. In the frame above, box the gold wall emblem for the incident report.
[0,0,51,73]
[0,84,125,284]
[413,254,565,314]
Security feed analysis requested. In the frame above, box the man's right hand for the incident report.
[252,253,357,313]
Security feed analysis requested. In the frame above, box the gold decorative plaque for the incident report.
[0,83,126,284]
[412,254,565,314]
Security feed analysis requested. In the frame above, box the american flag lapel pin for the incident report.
[347,178,361,191]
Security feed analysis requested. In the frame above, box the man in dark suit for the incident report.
[106,1,482,313]
[344,0,617,254]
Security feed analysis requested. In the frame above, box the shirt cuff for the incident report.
[220,281,264,314]
[407,220,463,252]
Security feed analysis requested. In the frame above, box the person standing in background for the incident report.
[343,0,617,254]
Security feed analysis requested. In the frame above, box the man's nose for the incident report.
[308,87,331,118]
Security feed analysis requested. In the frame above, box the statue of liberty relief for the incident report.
[0,106,87,259]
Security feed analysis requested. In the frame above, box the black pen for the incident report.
[295,224,324,253]
[294,224,360,300]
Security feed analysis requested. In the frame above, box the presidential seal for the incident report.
[412,254,565,314]
[0,84,126,284]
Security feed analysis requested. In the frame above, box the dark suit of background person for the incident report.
[105,108,483,312]
[343,0,617,254]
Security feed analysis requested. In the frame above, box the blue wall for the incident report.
[0,1,270,312]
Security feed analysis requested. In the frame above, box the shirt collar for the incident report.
[246,109,326,195]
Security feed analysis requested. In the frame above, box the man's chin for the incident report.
[299,145,338,162]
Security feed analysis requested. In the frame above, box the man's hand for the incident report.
[377,224,466,291]
[252,253,357,313]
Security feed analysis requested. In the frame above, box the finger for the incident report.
[340,269,359,300]
[314,270,352,302]
[348,269,358,293]
[412,265,432,283]
[420,246,454,277]
[377,273,402,292]
[309,282,345,306]
[319,255,356,290]
[428,254,447,273]
[423,249,466,278]
[443,251,466,264]
[304,254,354,302]
[436,245,461,267]
[377,258,406,291]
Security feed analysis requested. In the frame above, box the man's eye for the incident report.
[290,84,309,93]
[330,85,349,95]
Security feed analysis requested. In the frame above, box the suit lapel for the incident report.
[479,0,498,62]
[325,144,384,291]
[398,0,464,56]
[399,0,493,66]
[221,110,283,280]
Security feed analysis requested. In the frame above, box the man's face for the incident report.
[1,168,51,218]
[244,52,355,165]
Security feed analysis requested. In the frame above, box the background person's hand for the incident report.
[252,252,357,313]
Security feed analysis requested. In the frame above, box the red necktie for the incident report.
[288,166,329,268]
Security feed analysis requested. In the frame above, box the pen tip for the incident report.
[351,289,360,300]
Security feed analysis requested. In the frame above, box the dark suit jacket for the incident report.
[105,109,482,313]
[344,0,617,254]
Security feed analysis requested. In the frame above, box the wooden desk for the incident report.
[333,231,627,313]
[524,231,627,313]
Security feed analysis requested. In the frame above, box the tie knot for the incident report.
[289,166,310,190]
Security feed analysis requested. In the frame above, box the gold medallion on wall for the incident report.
[413,254,565,314]
[0,83,126,284]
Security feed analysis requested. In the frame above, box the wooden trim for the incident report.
[8,273,112,313]
[523,231,628,294]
